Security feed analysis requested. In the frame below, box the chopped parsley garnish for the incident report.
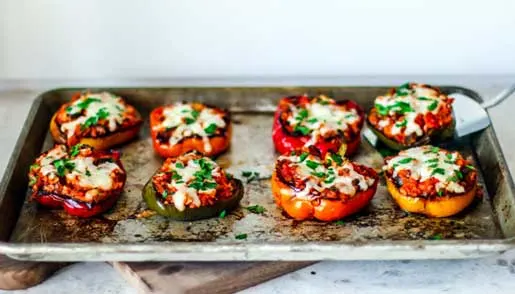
[437,190,444,197]
[455,170,463,179]
[334,220,345,225]
[427,101,438,111]
[429,233,443,240]
[235,233,248,240]
[390,101,414,113]
[428,163,438,169]
[431,168,445,176]
[466,165,475,170]
[191,110,200,119]
[294,125,310,135]
[296,109,309,121]
[344,114,355,119]
[28,176,37,186]
[417,96,432,101]
[186,159,218,190]
[395,120,407,127]
[317,98,330,105]
[242,171,260,183]
[324,177,336,184]
[52,159,75,177]
[306,118,318,124]
[298,152,309,163]
[189,181,217,190]
[67,97,102,114]
[375,104,388,116]
[311,171,326,178]
[448,176,458,182]
[85,170,91,177]
[97,107,110,120]
[397,157,413,164]
[30,164,40,171]
[219,210,227,218]
[69,144,85,157]
[446,153,453,160]
[431,146,440,153]
[330,153,343,165]
[246,205,266,214]
[424,158,439,163]
[204,123,218,135]
[305,160,320,170]
[175,162,184,169]
[184,117,196,124]
[162,190,168,199]
[171,171,183,181]
[81,108,110,130]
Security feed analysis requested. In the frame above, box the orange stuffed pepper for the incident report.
[271,150,378,222]
[50,92,142,150]
[383,145,478,217]
[150,102,231,158]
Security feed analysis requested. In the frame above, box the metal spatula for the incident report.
[363,85,515,147]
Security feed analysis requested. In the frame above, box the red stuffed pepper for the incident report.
[28,144,126,218]
[271,150,378,221]
[150,102,231,158]
[272,95,364,157]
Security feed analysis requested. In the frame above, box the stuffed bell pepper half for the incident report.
[271,150,378,222]
[272,95,364,157]
[28,144,126,218]
[383,145,478,217]
[150,102,231,158]
[50,92,143,150]
[143,151,243,220]
[367,83,455,150]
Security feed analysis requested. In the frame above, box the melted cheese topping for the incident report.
[156,103,226,153]
[286,95,359,146]
[374,84,448,137]
[384,146,465,193]
[38,145,121,192]
[66,157,121,190]
[164,157,221,211]
[278,153,375,200]
[61,92,126,137]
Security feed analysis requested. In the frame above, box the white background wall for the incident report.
[1,0,515,81]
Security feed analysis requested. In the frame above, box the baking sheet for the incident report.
[1,86,514,261]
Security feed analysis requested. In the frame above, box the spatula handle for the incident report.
[481,84,515,109]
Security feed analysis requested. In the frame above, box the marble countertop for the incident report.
[1,81,515,293]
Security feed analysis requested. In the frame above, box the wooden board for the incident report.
[112,261,314,294]
[0,255,67,290]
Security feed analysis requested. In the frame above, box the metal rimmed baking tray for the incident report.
[1,86,514,262]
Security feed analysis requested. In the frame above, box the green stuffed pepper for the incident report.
[142,151,243,221]
[367,82,455,151]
